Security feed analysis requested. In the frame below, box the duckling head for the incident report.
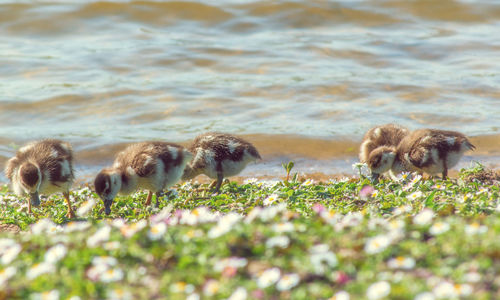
[94,169,121,215]
[18,162,42,207]
[367,146,396,182]
[181,164,202,181]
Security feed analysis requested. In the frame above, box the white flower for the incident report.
[92,256,118,267]
[465,223,488,235]
[331,291,350,300]
[213,257,247,272]
[44,244,67,264]
[414,292,435,300]
[147,222,167,240]
[203,279,220,296]
[103,241,121,251]
[208,213,242,238]
[227,287,247,300]
[413,209,434,226]
[107,288,132,300]
[243,178,258,184]
[120,220,147,238]
[432,281,456,298]
[454,283,473,296]
[76,198,96,217]
[266,236,290,249]
[87,226,111,247]
[407,191,423,200]
[31,219,62,235]
[27,262,55,280]
[463,272,481,283]
[170,282,195,293]
[393,205,412,216]
[302,179,315,186]
[64,221,91,233]
[387,256,416,269]
[263,194,279,206]
[1,243,21,265]
[429,222,450,235]
[0,266,16,287]
[476,187,488,195]
[256,267,281,288]
[365,235,391,254]
[186,293,200,300]
[272,222,294,233]
[310,244,338,274]
[276,273,300,291]
[30,290,59,300]
[100,268,124,283]
[366,281,391,300]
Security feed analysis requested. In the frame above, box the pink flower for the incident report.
[360,185,375,200]
[312,203,326,214]
[334,271,351,285]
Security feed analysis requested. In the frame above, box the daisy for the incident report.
[147,222,167,240]
[413,292,435,300]
[272,222,294,233]
[64,221,91,233]
[227,287,247,300]
[387,256,416,270]
[107,288,132,300]
[30,290,59,300]
[464,222,488,235]
[92,256,118,267]
[76,198,96,217]
[454,283,473,296]
[44,244,67,264]
[310,244,338,274]
[276,273,300,291]
[263,194,279,206]
[120,220,147,238]
[170,281,195,294]
[302,179,315,186]
[429,222,450,235]
[266,236,290,249]
[27,262,55,280]
[1,243,22,265]
[393,205,412,216]
[432,282,456,298]
[365,235,391,254]
[213,257,248,273]
[87,226,111,247]
[203,279,220,296]
[0,266,16,287]
[413,209,434,226]
[256,267,281,288]
[366,281,391,300]
[407,191,423,201]
[330,291,350,300]
[99,268,124,283]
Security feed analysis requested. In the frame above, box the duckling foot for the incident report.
[66,210,76,219]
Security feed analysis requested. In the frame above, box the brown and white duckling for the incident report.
[369,129,475,180]
[94,141,192,215]
[4,139,75,218]
[182,132,261,193]
[360,124,409,181]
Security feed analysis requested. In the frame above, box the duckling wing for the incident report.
[131,153,156,177]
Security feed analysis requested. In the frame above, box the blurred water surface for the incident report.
[1,0,499,180]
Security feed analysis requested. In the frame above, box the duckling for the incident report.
[4,139,75,218]
[182,133,261,193]
[94,141,192,215]
[360,124,409,181]
[368,129,475,180]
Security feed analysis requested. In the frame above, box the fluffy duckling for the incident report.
[182,133,261,193]
[368,129,475,180]
[4,139,75,217]
[360,124,409,180]
[94,141,192,215]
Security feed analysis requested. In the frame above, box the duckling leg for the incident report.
[63,192,75,218]
[212,172,224,194]
[27,198,33,214]
[145,191,153,206]
[155,191,164,208]
[442,160,448,180]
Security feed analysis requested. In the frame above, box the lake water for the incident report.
[1,0,499,182]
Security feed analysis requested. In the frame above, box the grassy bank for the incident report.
[0,164,499,299]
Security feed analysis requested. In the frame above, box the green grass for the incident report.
[0,163,499,299]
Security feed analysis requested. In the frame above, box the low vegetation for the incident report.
[0,163,499,299]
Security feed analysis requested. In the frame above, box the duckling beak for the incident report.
[104,199,112,215]
[30,191,40,207]
[370,173,380,183]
